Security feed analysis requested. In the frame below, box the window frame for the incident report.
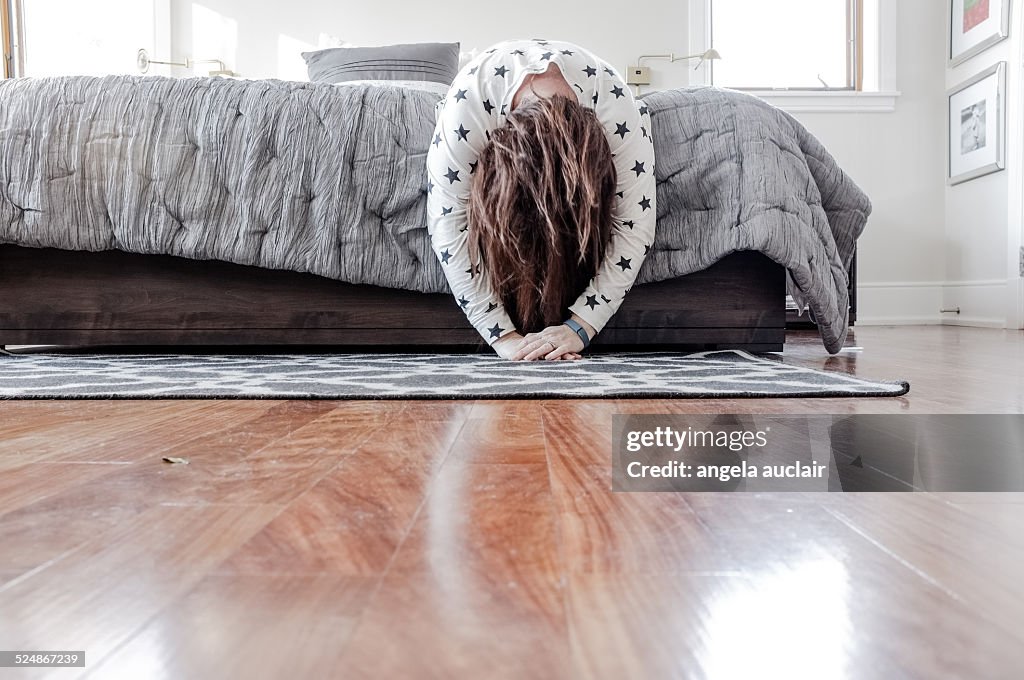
[689,0,900,113]
[3,0,171,78]
[708,0,864,92]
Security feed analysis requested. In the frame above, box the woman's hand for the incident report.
[512,324,585,361]
[493,329,583,361]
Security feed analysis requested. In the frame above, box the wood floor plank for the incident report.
[447,400,547,464]
[0,505,281,674]
[825,493,1024,644]
[86,572,377,680]
[567,565,1023,680]
[0,400,269,464]
[220,419,462,575]
[389,462,560,576]
[546,450,732,573]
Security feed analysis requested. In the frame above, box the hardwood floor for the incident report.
[0,326,1022,679]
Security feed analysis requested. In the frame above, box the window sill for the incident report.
[739,90,902,113]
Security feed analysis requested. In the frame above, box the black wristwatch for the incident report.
[563,319,591,349]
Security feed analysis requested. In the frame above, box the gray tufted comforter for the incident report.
[0,75,869,353]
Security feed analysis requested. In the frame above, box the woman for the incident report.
[426,38,655,361]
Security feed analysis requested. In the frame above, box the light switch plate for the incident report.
[626,66,650,85]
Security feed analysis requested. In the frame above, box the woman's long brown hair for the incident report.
[468,94,617,334]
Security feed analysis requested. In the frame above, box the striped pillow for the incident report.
[302,43,461,85]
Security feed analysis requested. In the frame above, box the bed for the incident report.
[0,75,868,354]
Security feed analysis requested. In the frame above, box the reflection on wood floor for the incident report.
[0,326,1022,679]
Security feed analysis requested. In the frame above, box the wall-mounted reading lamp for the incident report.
[637,48,722,70]
[136,48,239,77]
[629,49,721,94]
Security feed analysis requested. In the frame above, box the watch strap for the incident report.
[563,319,591,349]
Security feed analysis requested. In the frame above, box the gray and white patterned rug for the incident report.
[0,350,909,399]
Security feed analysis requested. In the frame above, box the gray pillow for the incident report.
[302,43,461,85]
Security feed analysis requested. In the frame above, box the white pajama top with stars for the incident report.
[425,38,656,345]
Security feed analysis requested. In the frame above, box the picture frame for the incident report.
[947,62,1006,185]
[949,0,1011,66]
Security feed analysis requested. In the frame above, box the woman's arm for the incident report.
[426,69,519,347]
[567,79,657,336]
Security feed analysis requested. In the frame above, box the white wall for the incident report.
[169,0,688,85]
[944,1,1024,329]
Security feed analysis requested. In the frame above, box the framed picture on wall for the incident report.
[947,62,1006,185]
[949,0,1011,66]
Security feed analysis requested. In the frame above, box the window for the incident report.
[6,0,159,77]
[710,0,862,91]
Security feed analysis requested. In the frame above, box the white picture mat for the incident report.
[950,0,1010,64]
[948,63,1005,184]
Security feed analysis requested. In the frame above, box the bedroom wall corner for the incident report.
[943,0,1024,329]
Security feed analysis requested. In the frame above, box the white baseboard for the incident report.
[940,279,1009,328]
[855,279,1011,328]
[856,282,943,326]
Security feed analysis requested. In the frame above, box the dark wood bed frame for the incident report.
[0,245,786,352]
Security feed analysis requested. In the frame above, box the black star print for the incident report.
[500,104,507,116]
[465,265,475,278]
[488,323,505,338]
[469,160,478,174]
[533,39,549,45]
[459,224,468,232]
[486,302,498,312]
[540,51,553,61]
[469,66,478,75]
[623,220,635,229]
[631,161,646,176]
[601,295,612,303]
[486,48,497,54]
[494,65,508,78]
[441,206,453,216]
[644,244,652,255]
[583,65,597,77]
[585,295,600,309]
[512,49,525,56]
[616,191,624,198]
[616,256,632,271]
[433,133,442,147]
[445,167,460,184]
[453,89,468,102]
[441,249,452,264]
[455,124,470,141]
[638,195,652,211]
[458,296,470,309]
[561,49,574,56]
[604,67,615,76]
[610,85,625,99]
[482,99,495,114]
[615,122,630,139]
[426,180,434,194]
[592,93,599,104]
[574,83,583,93]
[641,126,648,138]
[639,105,648,116]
